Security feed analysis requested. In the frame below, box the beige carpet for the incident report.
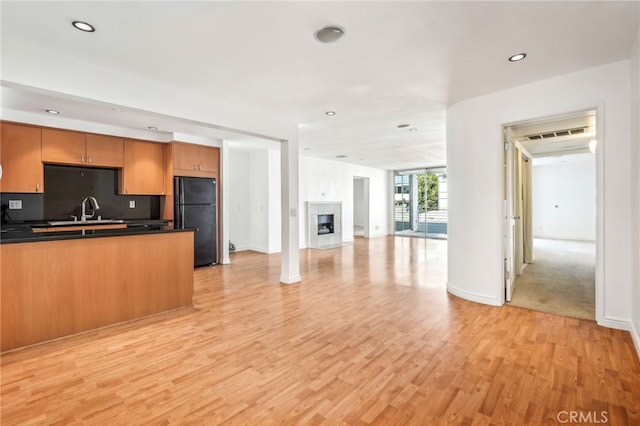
[508,238,595,320]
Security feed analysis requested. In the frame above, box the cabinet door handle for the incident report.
[36,184,40,192]
[81,156,85,163]
[87,157,92,164]
[197,164,201,170]
[193,164,197,170]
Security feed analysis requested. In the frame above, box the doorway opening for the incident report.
[503,110,597,320]
[394,167,448,239]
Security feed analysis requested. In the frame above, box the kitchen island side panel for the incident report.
[1,231,194,352]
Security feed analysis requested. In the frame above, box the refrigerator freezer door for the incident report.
[183,204,217,266]
[176,177,216,205]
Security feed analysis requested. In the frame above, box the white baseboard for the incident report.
[231,246,251,252]
[366,232,390,239]
[533,235,596,242]
[598,316,631,331]
[280,274,301,284]
[631,321,640,360]
[446,282,502,307]
[249,246,281,254]
[598,316,640,361]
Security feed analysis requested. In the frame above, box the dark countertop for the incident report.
[0,220,189,244]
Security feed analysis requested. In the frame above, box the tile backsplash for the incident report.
[1,165,161,224]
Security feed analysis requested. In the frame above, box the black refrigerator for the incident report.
[174,177,217,266]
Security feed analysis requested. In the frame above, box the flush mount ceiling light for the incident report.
[508,53,527,62]
[45,109,60,114]
[325,111,336,116]
[409,128,418,132]
[72,21,95,32]
[314,26,345,43]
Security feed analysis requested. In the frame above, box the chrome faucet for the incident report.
[81,196,100,222]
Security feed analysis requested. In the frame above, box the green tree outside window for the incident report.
[418,173,439,211]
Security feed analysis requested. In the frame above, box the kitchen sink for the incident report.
[47,219,125,226]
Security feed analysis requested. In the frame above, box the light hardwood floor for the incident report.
[2,236,639,425]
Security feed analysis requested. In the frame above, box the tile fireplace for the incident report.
[308,202,342,249]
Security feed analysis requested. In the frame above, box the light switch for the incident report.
[129,200,136,208]
[8,200,22,210]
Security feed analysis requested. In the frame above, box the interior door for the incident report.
[504,127,516,301]
[514,147,524,276]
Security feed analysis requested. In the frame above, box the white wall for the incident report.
[630,29,640,353]
[353,178,366,228]
[299,156,391,248]
[249,150,270,252]
[228,148,282,254]
[267,149,282,252]
[447,60,632,330]
[532,154,595,241]
[228,149,252,251]
[229,149,391,252]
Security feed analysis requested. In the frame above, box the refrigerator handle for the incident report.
[179,178,185,205]
[180,205,185,229]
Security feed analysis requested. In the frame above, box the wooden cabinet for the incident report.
[85,134,124,167]
[0,122,44,193]
[121,139,165,195]
[172,143,219,177]
[1,231,194,351]
[42,128,123,167]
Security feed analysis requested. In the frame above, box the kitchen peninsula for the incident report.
[1,227,194,352]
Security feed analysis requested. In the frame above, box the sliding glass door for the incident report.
[394,167,448,239]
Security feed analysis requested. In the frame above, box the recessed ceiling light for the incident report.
[397,124,410,128]
[314,26,345,43]
[326,111,336,116]
[409,128,418,132]
[46,109,60,114]
[336,155,348,158]
[72,21,95,32]
[508,53,526,62]
[147,126,158,131]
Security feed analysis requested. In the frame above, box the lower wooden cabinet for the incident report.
[1,231,194,352]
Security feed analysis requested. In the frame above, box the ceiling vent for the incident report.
[525,126,588,141]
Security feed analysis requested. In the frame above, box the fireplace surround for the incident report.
[308,202,342,249]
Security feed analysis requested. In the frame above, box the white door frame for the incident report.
[501,106,603,324]
[504,127,517,301]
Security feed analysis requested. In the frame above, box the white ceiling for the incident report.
[1,1,638,170]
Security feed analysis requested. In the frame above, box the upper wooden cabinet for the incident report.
[172,143,219,177]
[42,128,124,167]
[0,122,44,193]
[121,139,165,195]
